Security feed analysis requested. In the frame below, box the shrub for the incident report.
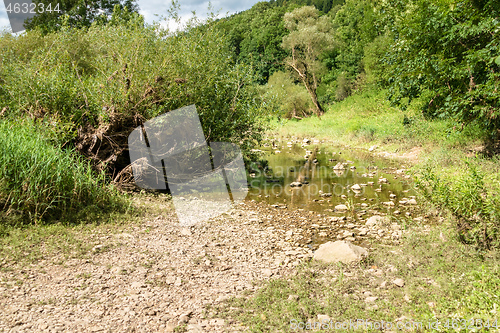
[261,71,313,119]
[415,160,500,250]
[0,120,118,222]
[0,16,268,174]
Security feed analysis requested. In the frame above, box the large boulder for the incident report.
[313,241,368,264]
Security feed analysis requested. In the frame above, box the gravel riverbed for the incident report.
[0,198,409,333]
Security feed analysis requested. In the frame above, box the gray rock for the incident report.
[342,230,354,237]
[92,244,105,253]
[333,163,347,170]
[313,241,368,264]
[131,281,145,289]
[351,184,362,191]
[187,324,204,333]
[262,269,273,277]
[365,215,387,227]
[358,228,368,236]
[165,323,177,332]
[210,318,225,326]
[180,228,192,236]
[178,314,190,324]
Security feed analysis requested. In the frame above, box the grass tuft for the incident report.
[0,119,122,224]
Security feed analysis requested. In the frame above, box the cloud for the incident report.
[0,11,12,32]
[137,0,263,29]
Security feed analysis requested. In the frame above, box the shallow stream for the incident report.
[246,140,418,219]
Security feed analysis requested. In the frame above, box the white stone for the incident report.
[393,278,405,287]
[335,204,348,211]
[365,215,388,227]
[351,184,362,191]
[313,241,368,264]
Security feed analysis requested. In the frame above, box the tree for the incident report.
[215,2,291,84]
[325,0,379,99]
[382,0,500,138]
[282,6,334,117]
[24,0,140,34]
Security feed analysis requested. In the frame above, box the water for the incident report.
[246,142,417,217]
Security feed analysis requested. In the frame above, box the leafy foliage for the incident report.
[24,0,140,34]
[261,71,314,119]
[0,14,268,162]
[415,160,500,250]
[282,6,335,116]
[381,0,500,137]
[271,0,345,14]
[215,2,291,85]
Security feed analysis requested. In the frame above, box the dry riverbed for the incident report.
[0,199,349,332]
[0,189,435,333]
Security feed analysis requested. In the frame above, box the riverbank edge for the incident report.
[217,92,499,331]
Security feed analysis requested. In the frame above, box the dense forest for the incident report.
[215,0,500,133]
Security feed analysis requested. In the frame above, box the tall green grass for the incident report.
[415,159,500,250]
[0,120,119,223]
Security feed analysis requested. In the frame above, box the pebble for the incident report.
[317,314,331,322]
[335,204,348,211]
[393,278,405,287]
[0,196,408,332]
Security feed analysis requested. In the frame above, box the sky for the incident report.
[0,0,265,33]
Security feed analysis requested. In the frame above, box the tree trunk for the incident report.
[288,58,324,118]
[301,77,324,118]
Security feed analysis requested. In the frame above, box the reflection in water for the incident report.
[247,143,416,215]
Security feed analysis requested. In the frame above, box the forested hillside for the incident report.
[215,0,499,137]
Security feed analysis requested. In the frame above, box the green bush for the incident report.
[0,15,268,162]
[415,160,500,250]
[0,120,118,222]
[381,0,500,137]
[261,71,313,119]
